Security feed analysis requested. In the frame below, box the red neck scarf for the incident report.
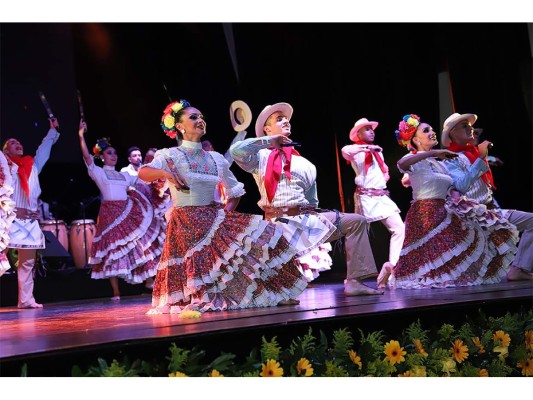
[448,142,496,189]
[353,139,388,175]
[264,146,300,203]
[7,155,34,199]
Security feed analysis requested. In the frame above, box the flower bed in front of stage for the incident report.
[67,308,533,377]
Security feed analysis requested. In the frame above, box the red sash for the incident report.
[448,142,496,189]
[353,139,387,174]
[264,146,300,203]
[8,155,34,199]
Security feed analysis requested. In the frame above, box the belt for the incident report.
[355,187,390,196]
[15,208,40,220]
[263,205,316,220]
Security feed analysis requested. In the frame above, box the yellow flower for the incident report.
[402,365,427,377]
[413,339,428,358]
[471,337,485,354]
[260,359,283,377]
[493,330,511,347]
[168,371,188,377]
[178,310,202,319]
[171,102,183,112]
[407,117,419,127]
[477,369,489,377]
[451,339,469,363]
[163,115,175,129]
[296,358,314,377]
[442,358,457,375]
[208,369,223,377]
[517,358,533,377]
[384,340,406,365]
[524,330,533,351]
[348,350,362,369]
[493,345,509,360]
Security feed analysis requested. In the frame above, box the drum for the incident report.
[69,219,96,268]
[40,219,69,250]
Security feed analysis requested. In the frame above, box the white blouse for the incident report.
[398,152,453,201]
[86,162,137,201]
[142,141,245,208]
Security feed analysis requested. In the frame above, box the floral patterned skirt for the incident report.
[89,188,165,284]
[392,198,518,289]
[148,204,308,314]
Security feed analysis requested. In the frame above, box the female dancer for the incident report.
[138,99,308,314]
[77,120,167,300]
[386,114,518,289]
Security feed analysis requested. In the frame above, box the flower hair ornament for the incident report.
[93,137,112,159]
[161,99,191,139]
[395,114,420,152]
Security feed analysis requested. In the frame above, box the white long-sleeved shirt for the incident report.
[230,137,319,209]
[142,141,245,208]
[8,128,60,210]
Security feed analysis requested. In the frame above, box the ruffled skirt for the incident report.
[89,188,165,284]
[392,198,518,289]
[269,213,336,282]
[148,204,308,314]
[293,243,332,282]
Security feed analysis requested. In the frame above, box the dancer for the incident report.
[230,102,383,296]
[2,117,60,308]
[341,118,405,288]
[77,120,166,300]
[138,99,308,314]
[391,114,518,289]
[442,112,532,281]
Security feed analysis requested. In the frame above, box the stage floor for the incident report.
[1,278,531,362]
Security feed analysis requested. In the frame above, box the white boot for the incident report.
[17,258,43,308]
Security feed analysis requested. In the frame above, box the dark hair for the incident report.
[127,146,141,156]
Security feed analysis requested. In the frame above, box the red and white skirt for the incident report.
[89,189,164,284]
[149,204,308,314]
[392,198,518,289]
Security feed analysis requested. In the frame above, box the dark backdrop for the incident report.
[1,23,531,224]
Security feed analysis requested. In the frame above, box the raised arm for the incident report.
[34,117,60,173]
[77,119,93,166]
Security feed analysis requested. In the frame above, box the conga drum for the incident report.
[40,219,69,250]
[69,219,96,268]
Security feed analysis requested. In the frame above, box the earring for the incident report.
[180,129,185,134]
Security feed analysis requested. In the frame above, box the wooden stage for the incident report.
[0,275,531,377]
